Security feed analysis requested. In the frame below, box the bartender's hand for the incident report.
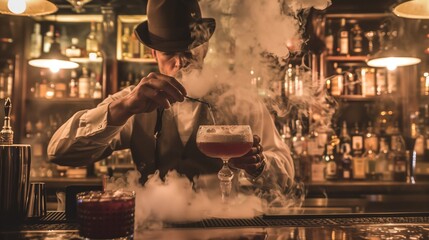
[124,72,187,113]
[108,72,187,125]
[229,135,265,177]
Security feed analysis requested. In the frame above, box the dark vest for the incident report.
[130,103,222,184]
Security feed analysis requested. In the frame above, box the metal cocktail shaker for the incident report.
[0,98,32,226]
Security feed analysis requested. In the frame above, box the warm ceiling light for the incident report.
[29,42,79,73]
[0,0,57,16]
[367,48,421,70]
[393,0,429,19]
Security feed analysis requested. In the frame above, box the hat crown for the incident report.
[147,0,202,39]
[134,0,216,52]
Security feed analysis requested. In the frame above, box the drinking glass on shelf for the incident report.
[196,125,253,203]
[76,190,135,240]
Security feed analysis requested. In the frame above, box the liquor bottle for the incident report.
[340,121,352,156]
[363,146,377,180]
[376,68,387,95]
[424,105,429,162]
[59,26,69,55]
[69,70,78,98]
[343,66,359,95]
[392,135,407,181]
[5,62,13,98]
[281,124,292,149]
[323,144,337,180]
[96,23,103,46]
[339,121,352,180]
[54,71,67,98]
[43,24,55,53]
[30,23,42,58]
[376,137,394,181]
[337,18,349,55]
[0,74,5,99]
[292,120,307,180]
[361,67,376,96]
[130,31,141,58]
[387,69,398,94]
[325,20,334,55]
[93,81,102,99]
[65,38,82,58]
[420,72,429,96]
[86,22,99,56]
[351,122,364,157]
[330,63,343,96]
[89,72,97,97]
[39,70,48,98]
[350,24,363,55]
[364,121,378,153]
[284,64,294,96]
[122,27,131,59]
[413,125,425,166]
[341,150,353,180]
[292,120,307,157]
[294,65,303,96]
[78,68,90,98]
[311,154,326,182]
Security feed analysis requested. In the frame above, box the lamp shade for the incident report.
[29,42,79,72]
[0,0,57,16]
[393,0,429,19]
[367,47,421,70]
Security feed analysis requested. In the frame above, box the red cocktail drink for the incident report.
[77,191,135,239]
[197,141,253,159]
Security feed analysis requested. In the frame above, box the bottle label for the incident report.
[343,170,350,179]
[331,75,343,96]
[326,161,337,177]
[311,162,325,182]
[364,136,378,152]
[352,136,363,150]
[353,157,366,179]
[340,33,349,54]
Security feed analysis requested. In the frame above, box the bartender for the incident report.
[48,0,294,189]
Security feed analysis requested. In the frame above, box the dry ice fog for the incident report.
[107,0,332,229]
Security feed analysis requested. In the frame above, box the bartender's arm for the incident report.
[48,72,187,166]
[229,100,295,191]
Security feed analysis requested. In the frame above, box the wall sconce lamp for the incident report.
[367,48,421,70]
[0,0,57,16]
[29,41,79,73]
[367,21,421,70]
[393,0,429,19]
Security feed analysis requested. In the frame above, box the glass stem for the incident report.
[218,159,233,204]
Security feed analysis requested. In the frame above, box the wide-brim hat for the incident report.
[135,0,216,52]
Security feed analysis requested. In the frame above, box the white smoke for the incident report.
[121,0,333,229]
[107,171,264,229]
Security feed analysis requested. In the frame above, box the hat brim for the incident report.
[134,18,216,52]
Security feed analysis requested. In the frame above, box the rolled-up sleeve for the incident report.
[48,89,133,167]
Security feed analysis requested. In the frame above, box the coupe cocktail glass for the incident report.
[76,190,135,240]
[196,125,253,203]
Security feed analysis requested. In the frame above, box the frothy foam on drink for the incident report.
[202,134,247,143]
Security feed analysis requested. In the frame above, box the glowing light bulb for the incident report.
[7,0,27,14]
[50,66,60,73]
[387,64,397,71]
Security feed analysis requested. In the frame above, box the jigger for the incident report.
[26,182,47,218]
